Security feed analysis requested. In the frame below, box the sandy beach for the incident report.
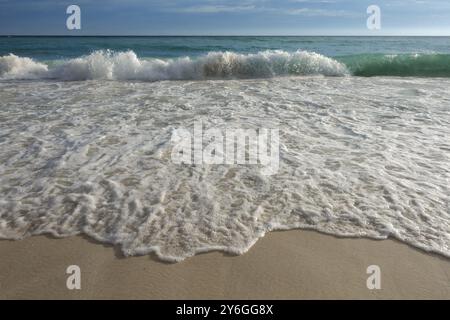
[2,0,450,303]
[0,230,449,299]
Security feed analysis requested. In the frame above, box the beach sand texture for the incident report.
[1,230,449,299]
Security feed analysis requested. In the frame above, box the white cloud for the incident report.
[284,8,356,17]
[175,5,256,13]
[171,2,356,17]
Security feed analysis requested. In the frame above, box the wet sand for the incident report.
[0,230,449,299]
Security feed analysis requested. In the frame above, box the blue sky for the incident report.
[1,0,450,35]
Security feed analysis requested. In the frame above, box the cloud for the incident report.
[289,0,339,3]
[284,8,357,17]
[175,5,256,13]
[168,0,356,16]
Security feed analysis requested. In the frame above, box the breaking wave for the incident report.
[340,53,450,77]
[3,50,450,81]
[0,50,348,81]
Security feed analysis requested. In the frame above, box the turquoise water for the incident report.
[1,36,450,60]
[1,36,450,260]
[1,36,450,78]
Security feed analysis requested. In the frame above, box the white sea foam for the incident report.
[0,50,348,81]
[0,54,48,79]
[0,76,449,262]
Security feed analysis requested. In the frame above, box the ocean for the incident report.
[2,36,450,78]
[0,36,449,261]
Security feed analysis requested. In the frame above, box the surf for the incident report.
[0,49,348,81]
[3,50,450,81]
[340,53,450,77]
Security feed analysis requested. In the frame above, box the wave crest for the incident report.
[0,50,349,81]
[0,53,48,79]
[342,53,450,77]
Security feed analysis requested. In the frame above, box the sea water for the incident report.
[0,37,449,261]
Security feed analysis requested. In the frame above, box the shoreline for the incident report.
[0,230,449,299]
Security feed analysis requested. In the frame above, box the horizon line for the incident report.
[2,34,450,37]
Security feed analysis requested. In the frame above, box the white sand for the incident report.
[0,230,449,299]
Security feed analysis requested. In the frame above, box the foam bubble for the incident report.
[0,54,48,79]
[0,76,449,262]
[0,50,349,81]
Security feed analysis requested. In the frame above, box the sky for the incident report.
[1,0,450,35]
